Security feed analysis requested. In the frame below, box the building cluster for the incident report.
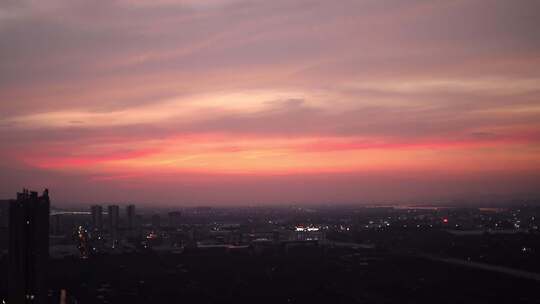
[0,190,153,304]
[3,189,50,304]
[1,189,540,304]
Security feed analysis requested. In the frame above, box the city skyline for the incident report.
[1,0,540,206]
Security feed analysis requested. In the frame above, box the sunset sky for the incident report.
[1,0,540,206]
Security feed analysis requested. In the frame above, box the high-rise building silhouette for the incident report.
[168,211,182,229]
[0,199,10,228]
[126,204,136,230]
[151,214,161,229]
[107,205,119,233]
[8,189,50,304]
[90,205,103,230]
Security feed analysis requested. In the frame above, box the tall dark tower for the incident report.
[8,188,50,304]
[126,204,136,230]
[107,205,120,232]
[90,205,103,230]
[0,199,10,228]
[168,211,182,229]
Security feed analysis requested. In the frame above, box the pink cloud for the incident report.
[1,0,540,205]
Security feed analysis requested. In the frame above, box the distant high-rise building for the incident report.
[126,204,136,230]
[90,205,103,230]
[168,211,182,229]
[108,205,120,233]
[0,199,11,228]
[8,188,50,304]
[151,214,161,229]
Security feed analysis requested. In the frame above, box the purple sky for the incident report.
[1,0,540,206]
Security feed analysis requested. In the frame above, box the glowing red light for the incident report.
[442,218,449,223]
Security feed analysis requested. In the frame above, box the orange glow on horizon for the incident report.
[18,133,540,176]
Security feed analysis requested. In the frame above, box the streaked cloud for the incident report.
[1,0,539,204]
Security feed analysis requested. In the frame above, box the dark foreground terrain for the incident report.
[2,246,539,304]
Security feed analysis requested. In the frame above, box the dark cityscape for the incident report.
[2,0,540,303]
[1,190,540,303]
